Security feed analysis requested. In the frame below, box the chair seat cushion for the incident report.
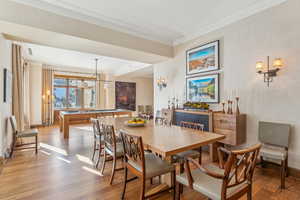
[260,144,287,161]
[17,129,38,137]
[176,164,247,200]
[129,153,175,178]
[106,143,124,157]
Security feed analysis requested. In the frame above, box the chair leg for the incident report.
[281,160,286,189]
[95,146,102,169]
[260,156,265,168]
[176,182,181,200]
[121,167,128,200]
[198,147,202,165]
[35,136,38,154]
[139,176,146,200]
[171,170,176,200]
[179,163,184,194]
[9,137,17,158]
[100,150,107,175]
[92,140,97,161]
[109,155,117,185]
[285,158,289,177]
[247,184,252,200]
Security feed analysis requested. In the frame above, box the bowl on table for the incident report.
[125,118,146,127]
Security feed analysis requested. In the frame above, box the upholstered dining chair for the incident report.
[9,116,39,157]
[258,121,291,189]
[161,108,173,126]
[100,123,124,185]
[90,118,104,168]
[138,105,145,117]
[120,131,176,200]
[176,144,261,200]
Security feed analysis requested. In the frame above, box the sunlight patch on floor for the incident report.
[56,156,71,164]
[82,166,103,176]
[40,150,51,156]
[76,154,94,165]
[40,143,68,156]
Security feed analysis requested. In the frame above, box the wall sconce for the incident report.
[157,77,167,91]
[256,56,284,87]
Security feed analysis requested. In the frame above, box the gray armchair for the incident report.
[258,121,291,189]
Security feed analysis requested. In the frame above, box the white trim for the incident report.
[174,0,287,45]
[11,0,287,46]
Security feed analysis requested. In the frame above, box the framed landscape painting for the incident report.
[186,40,219,75]
[186,74,219,103]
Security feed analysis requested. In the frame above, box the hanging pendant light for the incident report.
[94,58,112,85]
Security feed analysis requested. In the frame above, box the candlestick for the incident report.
[222,102,225,114]
[235,97,240,115]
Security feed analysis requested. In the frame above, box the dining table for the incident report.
[100,117,225,194]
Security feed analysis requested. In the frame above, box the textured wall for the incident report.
[0,35,12,156]
[154,0,300,168]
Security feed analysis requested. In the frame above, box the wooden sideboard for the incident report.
[213,112,246,146]
[173,109,246,146]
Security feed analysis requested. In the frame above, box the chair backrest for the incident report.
[138,105,145,113]
[145,105,153,114]
[220,144,261,198]
[259,121,290,147]
[161,109,173,125]
[90,118,103,139]
[180,121,204,131]
[185,144,261,200]
[10,116,18,134]
[102,124,117,153]
[120,131,145,175]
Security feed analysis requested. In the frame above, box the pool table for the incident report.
[59,109,133,138]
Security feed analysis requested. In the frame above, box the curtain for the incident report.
[42,67,54,125]
[12,44,25,131]
[95,74,101,108]
[23,62,31,129]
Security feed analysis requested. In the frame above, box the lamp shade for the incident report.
[273,58,283,68]
[256,61,264,72]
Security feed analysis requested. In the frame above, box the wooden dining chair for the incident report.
[120,131,176,200]
[176,144,261,200]
[9,116,39,158]
[90,118,104,168]
[100,124,124,185]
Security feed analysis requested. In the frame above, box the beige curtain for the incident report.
[23,62,31,129]
[42,67,54,125]
[12,44,25,131]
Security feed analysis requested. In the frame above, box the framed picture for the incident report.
[115,81,136,111]
[186,74,219,103]
[186,40,219,75]
[3,68,12,103]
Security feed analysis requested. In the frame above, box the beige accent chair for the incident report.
[120,131,176,200]
[9,116,39,157]
[258,121,291,189]
[176,144,261,200]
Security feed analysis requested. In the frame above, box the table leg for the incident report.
[63,117,69,139]
[210,142,223,162]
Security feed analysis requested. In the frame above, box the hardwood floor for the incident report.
[1,125,300,200]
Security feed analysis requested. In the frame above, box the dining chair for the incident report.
[90,118,104,168]
[258,121,291,189]
[176,144,261,200]
[161,108,173,126]
[120,131,176,200]
[100,123,124,185]
[138,105,145,117]
[9,116,39,158]
[155,110,164,124]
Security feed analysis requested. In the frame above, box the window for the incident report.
[53,75,96,109]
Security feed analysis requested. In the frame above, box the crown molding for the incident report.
[10,0,177,45]
[173,0,287,45]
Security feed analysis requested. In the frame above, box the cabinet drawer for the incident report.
[214,117,236,130]
[214,128,236,145]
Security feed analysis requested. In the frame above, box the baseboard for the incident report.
[289,167,300,178]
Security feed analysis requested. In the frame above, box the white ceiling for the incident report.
[22,43,152,77]
[11,0,287,45]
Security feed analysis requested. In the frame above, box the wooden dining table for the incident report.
[98,117,225,194]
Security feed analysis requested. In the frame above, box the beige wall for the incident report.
[105,74,154,114]
[0,34,12,156]
[154,0,300,168]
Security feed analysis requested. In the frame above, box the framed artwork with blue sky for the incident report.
[186,40,219,75]
[186,74,219,103]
